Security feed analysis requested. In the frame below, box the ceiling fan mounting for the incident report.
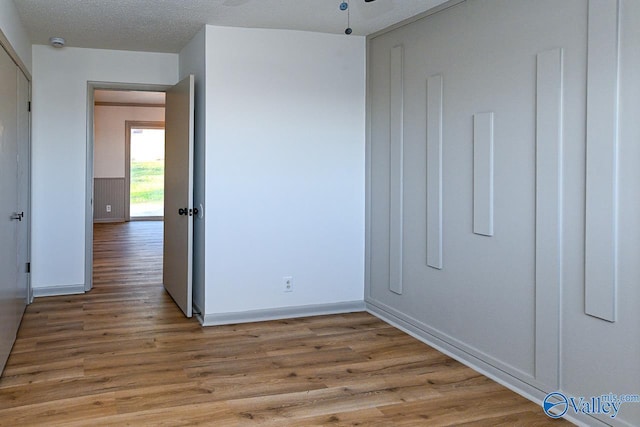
[341,0,376,35]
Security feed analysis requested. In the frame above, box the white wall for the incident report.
[31,45,177,290]
[204,26,366,315]
[178,26,206,314]
[366,1,639,426]
[94,105,165,178]
[0,0,32,73]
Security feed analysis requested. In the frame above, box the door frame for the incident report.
[124,120,166,222]
[85,82,171,292]
[18,70,32,305]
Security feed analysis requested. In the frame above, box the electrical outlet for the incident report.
[106,205,112,213]
[283,276,293,293]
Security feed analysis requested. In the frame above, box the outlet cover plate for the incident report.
[283,276,293,293]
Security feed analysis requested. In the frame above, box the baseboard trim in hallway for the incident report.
[32,284,86,297]
[200,300,366,326]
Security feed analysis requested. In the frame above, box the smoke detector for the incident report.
[49,37,65,48]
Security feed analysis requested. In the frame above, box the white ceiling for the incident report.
[13,0,449,53]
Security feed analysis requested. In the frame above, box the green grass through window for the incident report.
[131,161,164,204]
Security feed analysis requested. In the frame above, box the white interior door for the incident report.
[163,75,194,317]
[0,45,24,373]
[17,70,30,306]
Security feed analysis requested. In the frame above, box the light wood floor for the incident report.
[0,221,571,426]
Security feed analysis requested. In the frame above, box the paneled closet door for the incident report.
[0,44,19,373]
[0,44,28,374]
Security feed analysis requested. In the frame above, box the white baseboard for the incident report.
[366,301,607,427]
[201,300,365,326]
[33,284,86,297]
[93,218,125,223]
[129,217,163,221]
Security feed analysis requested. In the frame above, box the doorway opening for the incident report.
[92,89,165,223]
[86,77,195,320]
[125,121,165,221]
[88,86,168,295]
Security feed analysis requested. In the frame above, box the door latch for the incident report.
[11,212,24,221]
[178,208,199,217]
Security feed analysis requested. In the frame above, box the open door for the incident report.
[17,67,30,306]
[163,75,194,317]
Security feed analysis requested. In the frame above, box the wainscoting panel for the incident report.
[389,45,404,295]
[94,178,126,222]
[426,74,443,270]
[472,112,494,237]
[534,47,563,389]
[585,0,620,322]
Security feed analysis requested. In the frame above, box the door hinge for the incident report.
[28,101,31,112]
[26,262,30,273]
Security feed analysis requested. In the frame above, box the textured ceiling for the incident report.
[13,0,449,53]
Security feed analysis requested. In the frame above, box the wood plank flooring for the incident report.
[0,221,571,426]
